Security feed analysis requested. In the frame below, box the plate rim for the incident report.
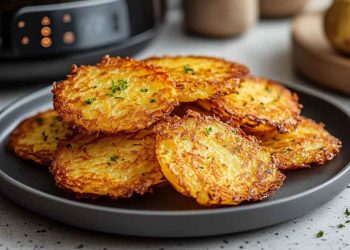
[1,85,350,216]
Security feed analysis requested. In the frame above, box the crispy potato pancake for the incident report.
[257,116,341,170]
[143,55,249,102]
[53,56,178,134]
[154,111,285,206]
[50,129,164,199]
[8,109,72,166]
[170,102,213,117]
[197,77,302,133]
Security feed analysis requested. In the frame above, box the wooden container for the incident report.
[260,0,308,18]
[292,12,350,94]
[184,0,258,37]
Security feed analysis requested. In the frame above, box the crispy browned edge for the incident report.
[52,55,179,134]
[7,110,64,166]
[143,55,250,100]
[49,131,164,200]
[202,76,303,134]
[272,117,342,170]
[154,110,286,206]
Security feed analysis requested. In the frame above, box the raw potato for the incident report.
[197,77,301,133]
[8,109,72,166]
[257,116,341,170]
[144,55,249,102]
[53,56,178,134]
[155,111,285,206]
[50,129,164,199]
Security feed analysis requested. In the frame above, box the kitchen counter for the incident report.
[0,3,349,250]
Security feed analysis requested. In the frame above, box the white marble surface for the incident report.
[1,1,350,249]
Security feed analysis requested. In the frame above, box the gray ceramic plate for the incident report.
[0,86,349,238]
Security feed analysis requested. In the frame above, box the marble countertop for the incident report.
[0,1,350,249]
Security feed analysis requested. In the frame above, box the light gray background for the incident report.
[1,0,350,249]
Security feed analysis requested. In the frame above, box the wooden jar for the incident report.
[184,0,258,37]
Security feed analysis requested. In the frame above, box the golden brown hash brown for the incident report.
[170,102,213,118]
[154,110,285,206]
[143,55,249,102]
[53,56,178,134]
[257,116,341,170]
[8,109,72,166]
[50,129,164,199]
[197,77,302,134]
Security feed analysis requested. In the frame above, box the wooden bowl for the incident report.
[292,12,350,94]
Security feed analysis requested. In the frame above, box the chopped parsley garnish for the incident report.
[41,131,48,141]
[345,208,350,216]
[265,86,271,93]
[141,88,148,92]
[85,97,96,104]
[316,230,324,238]
[93,85,97,89]
[337,224,345,228]
[150,98,156,103]
[110,155,119,162]
[345,220,350,223]
[183,65,195,75]
[206,127,213,135]
[117,79,128,91]
[35,117,44,123]
[111,80,118,94]
[109,80,128,98]
[65,144,72,149]
[231,129,238,134]
[115,96,125,99]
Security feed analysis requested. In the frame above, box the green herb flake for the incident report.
[110,155,119,162]
[183,65,195,75]
[141,88,148,93]
[337,224,345,228]
[316,230,324,238]
[150,98,156,103]
[93,85,97,89]
[41,131,48,141]
[85,97,96,105]
[115,96,125,99]
[110,79,128,96]
[35,117,44,123]
[265,86,272,93]
[345,208,350,216]
[111,80,118,93]
[206,127,213,135]
[118,79,128,91]
[345,220,350,224]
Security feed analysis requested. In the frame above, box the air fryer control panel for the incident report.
[12,0,130,56]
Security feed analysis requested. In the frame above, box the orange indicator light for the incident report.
[41,16,51,26]
[41,37,52,48]
[41,26,52,36]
